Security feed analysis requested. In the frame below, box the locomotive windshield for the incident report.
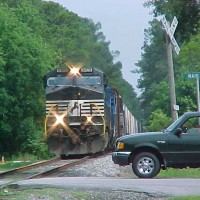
[47,76,102,87]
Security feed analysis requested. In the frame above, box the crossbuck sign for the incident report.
[161,15,180,55]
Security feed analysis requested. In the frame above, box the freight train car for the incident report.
[44,66,140,156]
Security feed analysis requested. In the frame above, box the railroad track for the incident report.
[0,156,90,188]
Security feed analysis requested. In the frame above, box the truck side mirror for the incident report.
[175,128,182,137]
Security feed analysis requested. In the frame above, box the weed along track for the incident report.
[0,156,90,187]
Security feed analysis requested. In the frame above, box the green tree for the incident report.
[0,4,54,156]
[136,19,167,119]
[176,32,200,112]
[148,109,171,131]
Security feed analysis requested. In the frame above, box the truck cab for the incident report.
[112,112,200,178]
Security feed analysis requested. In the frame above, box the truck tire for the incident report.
[132,152,160,178]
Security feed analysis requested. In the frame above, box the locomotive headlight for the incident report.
[69,66,81,76]
[70,67,79,75]
[54,114,65,126]
[86,116,93,124]
[117,142,124,150]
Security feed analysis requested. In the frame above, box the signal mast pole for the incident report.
[161,15,180,122]
[166,34,177,121]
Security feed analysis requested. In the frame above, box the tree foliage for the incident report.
[0,2,55,157]
[147,109,171,131]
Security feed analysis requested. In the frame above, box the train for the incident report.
[44,66,141,156]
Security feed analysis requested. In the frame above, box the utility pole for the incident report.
[166,34,178,121]
[161,15,180,122]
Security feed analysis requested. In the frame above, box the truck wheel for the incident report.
[132,152,160,178]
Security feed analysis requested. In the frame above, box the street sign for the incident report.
[184,72,200,80]
[184,72,200,114]
[161,15,180,55]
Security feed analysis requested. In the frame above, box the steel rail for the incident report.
[27,156,90,179]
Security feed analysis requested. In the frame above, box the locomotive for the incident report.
[44,66,140,156]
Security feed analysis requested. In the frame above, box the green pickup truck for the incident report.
[112,112,200,178]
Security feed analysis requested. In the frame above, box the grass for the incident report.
[168,197,200,200]
[0,161,33,171]
[0,153,40,171]
[157,168,200,178]
[0,188,91,200]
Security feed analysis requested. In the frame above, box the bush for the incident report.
[147,109,171,131]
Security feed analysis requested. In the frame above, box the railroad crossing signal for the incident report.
[161,15,180,55]
[169,16,178,36]
[161,15,180,121]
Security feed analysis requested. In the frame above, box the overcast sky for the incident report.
[45,0,153,95]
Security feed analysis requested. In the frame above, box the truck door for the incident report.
[168,116,200,164]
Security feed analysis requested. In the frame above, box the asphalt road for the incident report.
[8,177,200,197]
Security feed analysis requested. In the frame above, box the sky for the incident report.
[45,0,153,95]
